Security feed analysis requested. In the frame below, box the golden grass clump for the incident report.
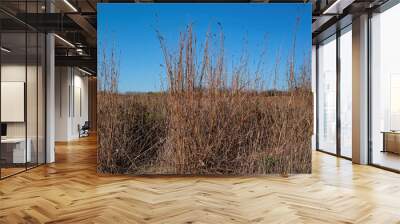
[97,24,313,175]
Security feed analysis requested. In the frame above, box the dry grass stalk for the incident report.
[98,23,313,175]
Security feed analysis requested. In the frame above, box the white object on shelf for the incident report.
[1,82,25,122]
[1,138,32,163]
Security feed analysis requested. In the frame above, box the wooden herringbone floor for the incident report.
[1,135,400,224]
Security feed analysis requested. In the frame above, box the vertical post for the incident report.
[336,29,341,157]
[36,0,39,167]
[25,1,28,170]
[46,1,55,163]
[315,45,320,150]
[352,14,369,164]
[312,45,317,150]
[0,23,2,179]
[367,12,373,165]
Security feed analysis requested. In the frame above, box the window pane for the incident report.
[27,31,38,169]
[340,27,352,158]
[312,45,317,150]
[318,36,336,153]
[318,35,337,154]
[371,3,400,171]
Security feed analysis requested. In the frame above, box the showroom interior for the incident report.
[0,0,97,179]
[313,0,400,172]
[0,0,400,180]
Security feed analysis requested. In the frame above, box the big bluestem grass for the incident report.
[97,24,313,175]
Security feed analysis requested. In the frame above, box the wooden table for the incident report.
[381,131,400,154]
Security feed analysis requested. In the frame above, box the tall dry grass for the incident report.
[97,24,313,175]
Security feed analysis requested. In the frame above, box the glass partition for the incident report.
[371,3,400,171]
[0,1,46,179]
[317,35,337,154]
[1,30,28,177]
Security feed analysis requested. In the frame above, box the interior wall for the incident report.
[71,72,89,138]
[1,64,31,138]
[1,62,45,168]
[55,67,89,141]
[55,66,70,141]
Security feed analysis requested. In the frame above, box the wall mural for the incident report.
[97,3,313,175]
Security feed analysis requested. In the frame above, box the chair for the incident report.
[79,121,90,138]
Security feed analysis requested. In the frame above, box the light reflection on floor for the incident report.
[372,150,400,171]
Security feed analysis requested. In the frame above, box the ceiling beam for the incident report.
[55,55,97,73]
[67,13,97,46]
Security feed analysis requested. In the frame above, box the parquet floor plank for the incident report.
[0,135,400,223]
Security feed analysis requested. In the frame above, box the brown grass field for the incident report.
[97,24,313,175]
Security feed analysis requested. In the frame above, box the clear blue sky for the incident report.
[98,3,311,93]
